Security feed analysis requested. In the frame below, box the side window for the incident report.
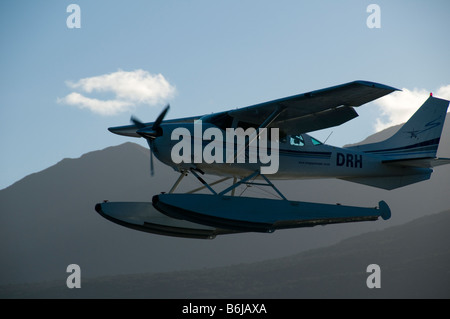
[290,135,304,147]
[311,137,323,146]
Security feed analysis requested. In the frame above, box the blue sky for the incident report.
[1,0,450,189]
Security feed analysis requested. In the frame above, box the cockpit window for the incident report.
[311,137,323,145]
[290,135,304,147]
[289,134,323,146]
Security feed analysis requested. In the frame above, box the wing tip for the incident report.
[354,80,401,92]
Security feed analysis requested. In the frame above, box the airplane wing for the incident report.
[108,80,398,137]
[227,80,399,135]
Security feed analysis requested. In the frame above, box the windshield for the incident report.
[289,134,323,147]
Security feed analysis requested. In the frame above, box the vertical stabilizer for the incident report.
[347,96,449,160]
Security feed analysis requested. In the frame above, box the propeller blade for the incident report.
[150,148,155,176]
[130,116,146,129]
[153,104,170,130]
[147,139,155,176]
[131,104,170,177]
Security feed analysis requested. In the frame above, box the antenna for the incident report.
[323,131,334,144]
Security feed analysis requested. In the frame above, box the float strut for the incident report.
[169,170,188,194]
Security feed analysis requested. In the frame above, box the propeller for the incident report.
[131,104,170,176]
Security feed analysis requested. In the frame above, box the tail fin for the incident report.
[348,95,449,160]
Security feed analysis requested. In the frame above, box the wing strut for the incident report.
[229,105,285,164]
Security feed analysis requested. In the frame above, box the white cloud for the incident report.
[373,84,450,132]
[437,84,450,99]
[58,69,176,116]
[58,92,133,116]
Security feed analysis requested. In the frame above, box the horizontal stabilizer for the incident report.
[340,173,431,190]
[383,157,450,168]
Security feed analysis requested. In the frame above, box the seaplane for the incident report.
[95,80,450,239]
